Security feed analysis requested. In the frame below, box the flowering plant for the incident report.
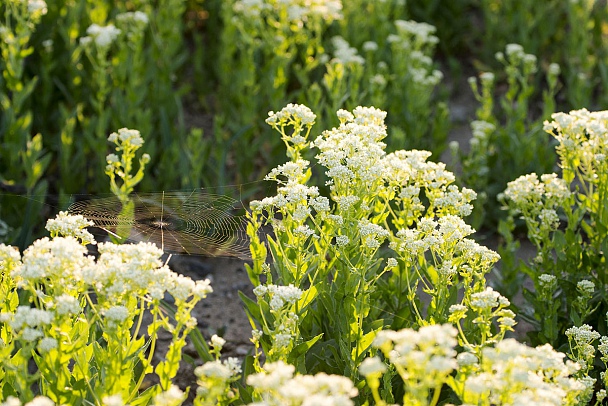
[244,104,512,402]
[0,213,212,404]
[451,43,559,229]
[500,109,608,348]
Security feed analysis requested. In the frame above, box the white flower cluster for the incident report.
[9,232,212,302]
[469,287,510,310]
[84,241,211,302]
[52,293,81,315]
[210,334,226,350]
[358,356,387,377]
[80,23,121,48]
[383,151,470,220]
[233,0,342,23]
[566,324,600,344]
[372,324,458,384]
[330,36,364,65]
[357,219,389,249]
[246,361,357,406]
[101,393,125,406]
[393,20,438,45]
[391,215,495,267]
[13,236,94,291]
[108,127,144,147]
[565,324,599,372]
[116,11,149,26]
[1,396,55,406]
[152,385,186,406]
[504,173,570,210]
[577,279,595,296]
[387,20,443,87]
[252,176,321,225]
[503,172,569,243]
[0,244,21,273]
[538,274,558,295]
[470,120,495,151]
[45,211,96,245]
[266,103,316,128]
[362,41,378,52]
[314,107,388,191]
[463,339,584,405]
[545,108,608,185]
[1,306,54,342]
[116,11,149,40]
[83,241,160,292]
[253,284,303,311]
[494,43,537,77]
[265,160,310,183]
[27,0,48,15]
[103,305,130,323]
[196,358,241,381]
[37,336,58,353]
[232,0,268,17]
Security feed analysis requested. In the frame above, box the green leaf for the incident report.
[298,285,318,310]
[289,333,323,363]
[352,328,380,362]
[553,230,566,260]
[239,291,263,325]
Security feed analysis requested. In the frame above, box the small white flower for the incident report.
[45,212,96,245]
[253,285,267,297]
[223,357,242,376]
[293,225,317,238]
[168,273,196,301]
[110,128,144,146]
[273,284,303,305]
[27,0,48,15]
[457,352,478,367]
[359,356,387,376]
[449,304,467,314]
[54,294,81,315]
[101,394,123,406]
[334,195,360,210]
[505,43,524,59]
[577,280,595,295]
[538,274,557,287]
[85,24,121,47]
[336,109,354,123]
[10,306,54,330]
[104,306,130,323]
[331,36,364,65]
[1,396,22,406]
[386,258,398,268]
[548,63,561,77]
[210,334,226,350]
[565,324,600,343]
[24,397,54,406]
[37,337,58,353]
[251,329,263,341]
[196,360,232,380]
[470,287,509,310]
[153,385,185,405]
[22,327,44,342]
[274,333,292,348]
[106,154,119,164]
[362,41,378,52]
[310,196,330,213]
[266,104,316,127]
[116,11,149,26]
